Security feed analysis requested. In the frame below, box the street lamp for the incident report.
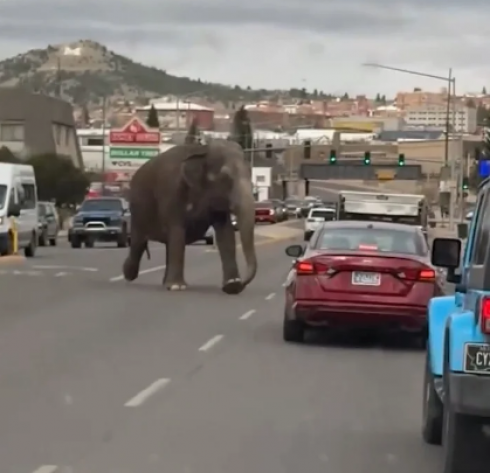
[362,63,457,229]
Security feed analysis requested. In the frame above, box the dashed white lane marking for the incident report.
[33,265,98,272]
[54,272,68,277]
[32,466,58,473]
[110,265,166,282]
[198,334,224,352]
[265,292,276,300]
[124,378,171,407]
[239,309,256,320]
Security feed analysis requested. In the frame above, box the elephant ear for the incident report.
[181,144,208,189]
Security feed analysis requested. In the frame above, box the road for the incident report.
[0,221,443,473]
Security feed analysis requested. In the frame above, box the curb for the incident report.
[0,255,26,264]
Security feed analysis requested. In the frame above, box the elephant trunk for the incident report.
[235,180,257,287]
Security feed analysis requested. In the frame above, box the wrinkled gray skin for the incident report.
[122,140,257,295]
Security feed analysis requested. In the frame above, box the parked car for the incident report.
[282,220,442,344]
[68,197,131,248]
[255,201,279,224]
[37,201,59,246]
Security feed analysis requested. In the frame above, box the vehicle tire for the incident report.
[283,316,306,343]
[117,227,128,248]
[442,406,489,473]
[49,236,57,246]
[205,237,213,245]
[422,349,444,445]
[85,239,94,248]
[0,232,13,256]
[38,229,47,247]
[71,237,81,249]
[24,232,36,257]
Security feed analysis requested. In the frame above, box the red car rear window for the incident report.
[315,228,423,255]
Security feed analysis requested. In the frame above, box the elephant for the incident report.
[122,139,257,295]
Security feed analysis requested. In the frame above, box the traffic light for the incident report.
[363,151,371,165]
[462,176,469,190]
[398,153,405,166]
[329,149,337,164]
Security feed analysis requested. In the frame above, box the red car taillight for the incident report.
[480,297,490,334]
[295,260,328,275]
[397,268,435,281]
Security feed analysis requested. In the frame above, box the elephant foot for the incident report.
[222,278,243,295]
[123,258,140,282]
[165,281,187,291]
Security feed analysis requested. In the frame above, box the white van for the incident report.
[0,163,38,257]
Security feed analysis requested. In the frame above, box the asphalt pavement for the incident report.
[0,220,444,473]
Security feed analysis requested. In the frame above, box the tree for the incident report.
[0,146,21,163]
[146,105,160,128]
[81,104,91,126]
[229,106,253,151]
[375,93,381,102]
[185,118,200,144]
[483,86,487,95]
[26,153,90,206]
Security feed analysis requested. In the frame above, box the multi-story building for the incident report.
[404,104,477,133]
[395,88,449,109]
[135,100,214,130]
[0,88,82,167]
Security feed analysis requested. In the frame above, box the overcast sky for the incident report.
[0,0,488,97]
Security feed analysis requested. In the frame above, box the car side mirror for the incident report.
[7,203,21,217]
[457,223,468,239]
[431,237,461,268]
[285,244,304,258]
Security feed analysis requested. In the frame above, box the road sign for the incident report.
[376,169,395,181]
[109,148,160,159]
[109,117,160,145]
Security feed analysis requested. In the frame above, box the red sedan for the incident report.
[255,201,278,224]
[283,220,444,343]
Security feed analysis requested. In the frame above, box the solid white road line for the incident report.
[32,466,58,473]
[110,265,166,282]
[124,378,171,407]
[198,334,224,352]
[265,292,276,300]
[239,309,256,320]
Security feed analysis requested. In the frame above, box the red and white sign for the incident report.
[109,117,160,145]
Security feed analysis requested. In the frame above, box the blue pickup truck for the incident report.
[423,179,490,472]
[68,197,131,248]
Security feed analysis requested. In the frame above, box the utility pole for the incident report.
[101,96,107,194]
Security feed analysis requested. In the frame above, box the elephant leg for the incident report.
[213,221,243,295]
[164,225,187,291]
[123,232,147,281]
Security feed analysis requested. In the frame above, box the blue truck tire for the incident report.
[422,349,443,445]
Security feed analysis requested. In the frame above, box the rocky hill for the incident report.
[0,40,273,107]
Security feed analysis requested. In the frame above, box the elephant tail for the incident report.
[145,242,151,259]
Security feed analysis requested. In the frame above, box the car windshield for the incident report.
[80,199,122,212]
[38,203,46,216]
[310,210,336,220]
[315,227,422,255]
[255,201,273,208]
[0,185,6,210]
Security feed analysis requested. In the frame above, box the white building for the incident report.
[404,104,477,133]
